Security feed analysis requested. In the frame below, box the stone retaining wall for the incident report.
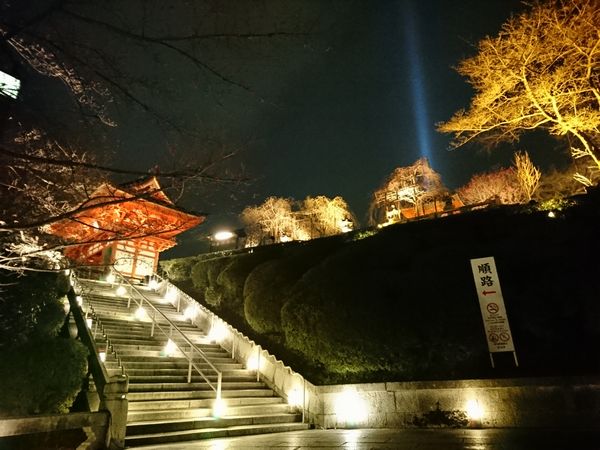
[309,376,600,429]
[0,411,109,449]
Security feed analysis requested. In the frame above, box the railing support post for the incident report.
[216,373,222,401]
[256,346,261,382]
[100,375,129,450]
[187,346,193,383]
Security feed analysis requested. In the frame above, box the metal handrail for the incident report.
[111,270,223,401]
[73,277,126,375]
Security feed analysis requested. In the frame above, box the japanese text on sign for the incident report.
[470,256,515,353]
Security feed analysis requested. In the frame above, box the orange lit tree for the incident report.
[439,0,600,186]
[457,167,522,205]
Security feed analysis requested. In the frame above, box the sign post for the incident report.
[470,256,518,368]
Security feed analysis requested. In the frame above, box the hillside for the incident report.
[161,191,600,384]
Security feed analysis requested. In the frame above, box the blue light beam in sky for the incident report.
[401,2,433,166]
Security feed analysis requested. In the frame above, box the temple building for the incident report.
[49,177,203,278]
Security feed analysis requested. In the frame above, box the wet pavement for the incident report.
[135,427,600,449]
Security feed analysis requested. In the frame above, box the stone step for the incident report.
[127,403,294,423]
[126,374,257,384]
[104,354,233,364]
[127,381,265,392]
[128,388,275,402]
[126,412,301,436]
[125,421,309,447]
[105,360,242,370]
[111,368,252,378]
[128,396,284,412]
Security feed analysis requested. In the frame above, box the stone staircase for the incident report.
[78,279,308,447]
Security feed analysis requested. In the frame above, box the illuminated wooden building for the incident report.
[49,177,203,278]
[372,158,464,226]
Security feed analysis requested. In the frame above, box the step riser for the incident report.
[128,389,275,401]
[128,397,284,411]
[126,414,302,435]
[127,404,293,422]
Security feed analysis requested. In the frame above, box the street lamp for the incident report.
[214,230,235,241]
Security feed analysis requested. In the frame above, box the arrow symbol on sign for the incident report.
[482,290,497,296]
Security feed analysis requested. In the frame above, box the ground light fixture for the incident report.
[99,352,106,362]
[212,398,227,418]
[465,399,484,424]
[134,306,147,320]
[105,273,116,284]
[148,279,159,290]
[86,318,93,328]
[208,321,228,343]
[164,286,178,304]
[163,339,177,356]
[246,348,261,371]
[76,295,83,306]
[183,305,198,322]
[116,286,127,296]
[287,387,303,408]
[334,388,368,426]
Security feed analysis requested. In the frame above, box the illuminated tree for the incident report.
[301,196,355,237]
[457,167,523,205]
[513,151,541,202]
[535,165,590,201]
[439,0,600,185]
[241,197,305,247]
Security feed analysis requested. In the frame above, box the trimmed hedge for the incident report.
[0,338,88,416]
[0,272,88,416]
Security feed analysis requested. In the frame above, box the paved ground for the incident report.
[135,428,600,450]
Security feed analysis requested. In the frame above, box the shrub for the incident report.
[243,239,341,336]
[0,272,70,348]
[0,338,88,416]
[189,256,230,301]
[161,257,198,281]
[243,259,301,335]
[215,254,271,318]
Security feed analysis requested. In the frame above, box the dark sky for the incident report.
[11,0,571,254]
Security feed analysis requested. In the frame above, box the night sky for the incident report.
[13,0,572,254]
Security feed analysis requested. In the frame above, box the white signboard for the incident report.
[470,256,515,353]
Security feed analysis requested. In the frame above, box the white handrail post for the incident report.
[256,346,261,382]
[188,346,193,383]
[216,373,222,401]
[176,293,180,313]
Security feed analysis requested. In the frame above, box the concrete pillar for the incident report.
[100,374,129,450]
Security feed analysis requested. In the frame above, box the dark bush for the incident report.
[243,259,301,335]
[0,272,70,348]
[0,338,88,416]
[243,238,342,336]
[189,256,231,303]
[161,257,199,281]
[215,253,276,319]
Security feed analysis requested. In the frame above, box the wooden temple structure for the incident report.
[49,177,203,278]
[372,158,464,226]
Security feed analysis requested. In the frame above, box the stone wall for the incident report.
[0,411,109,449]
[310,376,600,429]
